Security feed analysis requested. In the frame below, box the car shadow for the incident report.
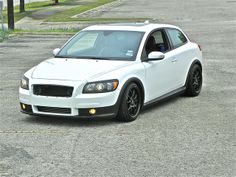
[23,115,119,127]
[22,95,185,127]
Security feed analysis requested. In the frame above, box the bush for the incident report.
[0,29,9,42]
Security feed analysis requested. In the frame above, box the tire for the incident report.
[116,83,142,122]
[185,64,202,96]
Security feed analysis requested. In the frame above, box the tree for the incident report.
[7,0,14,30]
[20,0,25,13]
[55,0,59,4]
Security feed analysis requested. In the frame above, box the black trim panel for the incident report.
[20,103,33,114]
[20,103,119,118]
[33,85,73,97]
[144,86,186,107]
[37,106,71,114]
[78,105,118,118]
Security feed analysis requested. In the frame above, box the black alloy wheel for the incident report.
[117,83,142,122]
[192,68,202,92]
[127,87,140,117]
[185,64,202,96]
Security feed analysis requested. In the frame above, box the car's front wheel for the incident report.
[185,64,202,96]
[117,83,142,122]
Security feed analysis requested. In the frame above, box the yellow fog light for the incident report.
[89,109,96,115]
[22,104,26,109]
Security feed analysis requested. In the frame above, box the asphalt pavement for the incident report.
[0,0,235,176]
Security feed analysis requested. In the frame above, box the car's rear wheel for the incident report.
[117,83,142,122]
[185,64,202,96]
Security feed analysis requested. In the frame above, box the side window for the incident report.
[143,30,170,59]
[167,28,187,48]
[152,31,164,44]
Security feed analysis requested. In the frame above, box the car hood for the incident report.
[31,58,133,81]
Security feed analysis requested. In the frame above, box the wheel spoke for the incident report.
[126,87,140,117]
[131,89,136,98]
[133,93,137,100]
[127,99,132,104]
[192,69,202,91]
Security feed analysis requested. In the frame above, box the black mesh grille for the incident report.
[33,85,73,97]
[37,106,71,114]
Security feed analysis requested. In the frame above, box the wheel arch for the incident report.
[118,77,145,107]
[185,59,202,86]
[193,59,202,70]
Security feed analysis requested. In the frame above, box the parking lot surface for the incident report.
[0,0,235,176]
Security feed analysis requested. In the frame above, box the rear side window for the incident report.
[167,28,187,48]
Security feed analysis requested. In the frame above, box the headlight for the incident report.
[20,76,29,90]
[83,79,119,93]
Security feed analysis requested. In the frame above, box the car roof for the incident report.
[82,22,178,33]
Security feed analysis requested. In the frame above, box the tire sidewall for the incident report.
[187,64,202,96]
[119,83,142,121]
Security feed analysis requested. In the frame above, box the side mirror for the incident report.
[53,48,60,56]
[148,51,165,61]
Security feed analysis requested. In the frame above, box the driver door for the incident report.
[142,29,177,102]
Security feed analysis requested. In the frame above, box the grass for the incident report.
[2,0,67,22]
[13,28,79,34]
[2,0,150,24]
[0,30,9,42]
[46,0,116,22]
[0,0,151,37]
[66,17,151,23]
[2,0,116,23]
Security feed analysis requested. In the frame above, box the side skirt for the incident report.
[143,86,186,107]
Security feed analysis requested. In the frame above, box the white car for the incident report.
[19,23,203,122]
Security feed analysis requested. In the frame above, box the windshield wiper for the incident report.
[56,55,111,60]
[55,55,74,58]
[87,57,111,60]
[75,56,111,60]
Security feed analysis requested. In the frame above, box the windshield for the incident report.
[57,30,144,61]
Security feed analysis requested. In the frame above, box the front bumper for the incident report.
[19,79,120,118]
[20,102,119,118]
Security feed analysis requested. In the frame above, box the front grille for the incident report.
[37,106,71,114]
[33,85,73,97]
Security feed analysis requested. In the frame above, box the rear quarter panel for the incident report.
[177,42,203,86]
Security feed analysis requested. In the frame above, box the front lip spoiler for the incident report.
[21,111,117,119]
